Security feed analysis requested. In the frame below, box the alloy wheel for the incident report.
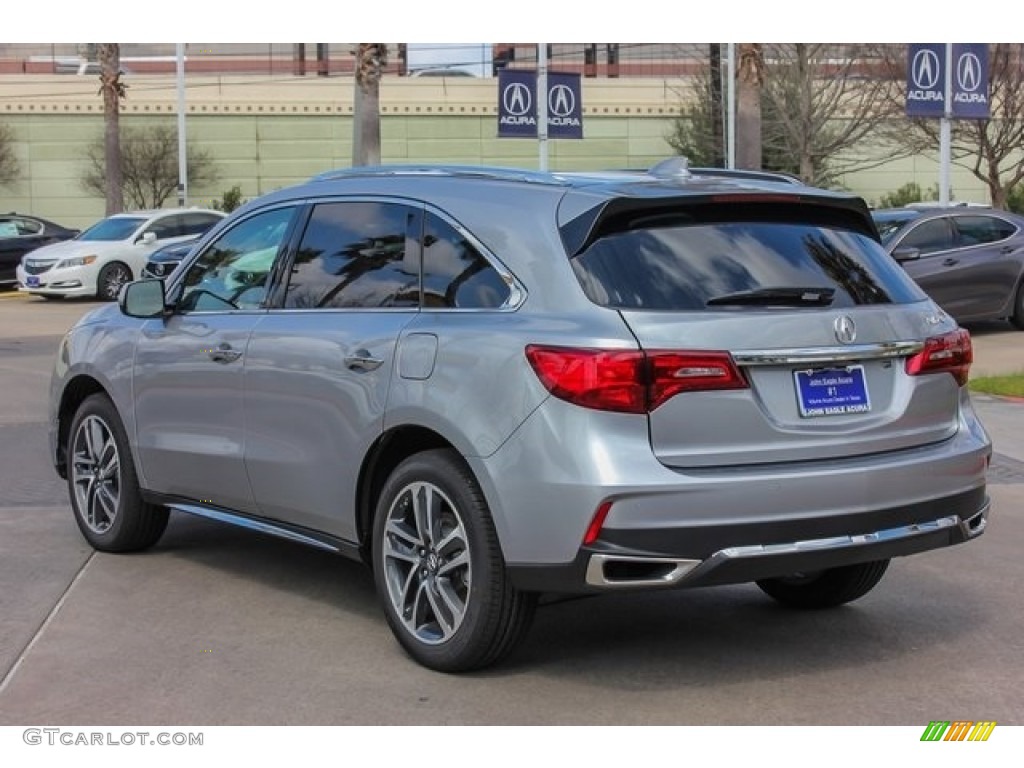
[71,414,121,534]
[381,481,471,645]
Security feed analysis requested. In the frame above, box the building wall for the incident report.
[0,74,993,229]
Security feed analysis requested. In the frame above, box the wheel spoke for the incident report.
[437,550,468,578]
[424,584,453,636]
[434,578,465,631]
[385,517,421,551]
[98,440,118,481]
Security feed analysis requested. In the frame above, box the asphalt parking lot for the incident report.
[0,291,1022,726]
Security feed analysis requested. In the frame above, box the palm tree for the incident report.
[352,44,388,166]
[736,43,764,171]
[97,43,125,214]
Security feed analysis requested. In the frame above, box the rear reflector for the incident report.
[905,328,973,386]
[583,500,614,546]
[525,345,748,413]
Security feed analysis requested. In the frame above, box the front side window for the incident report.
[899,218,955,255]
[182,213,224,236]
[285,202,418,309]
[177,207,294,312]
[422,213,511,309]
[144,215,184,240]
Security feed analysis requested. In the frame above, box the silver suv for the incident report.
[48,164,992,672]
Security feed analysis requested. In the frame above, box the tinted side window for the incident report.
[182,213,223,236]
[178,207,294,311]
[146,215,184,240]
[422,213,510,309]
[285,202,418,309]
[899,219,955,254]
[954,215,1016,246]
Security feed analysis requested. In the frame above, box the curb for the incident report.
[0,291,28,301]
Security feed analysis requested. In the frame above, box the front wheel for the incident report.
[96,262,133,301]
[756,560,890,609]
[372,449,536,672]
[67,393,169,552]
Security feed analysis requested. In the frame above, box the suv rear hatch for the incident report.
[563,193,970,468]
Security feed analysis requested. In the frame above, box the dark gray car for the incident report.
[48,165,992,672]
[872,206,1024,328]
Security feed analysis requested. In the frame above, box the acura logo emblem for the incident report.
[957,52,982,92]
[834,316,857,345]
[911,49,941,90]
[502,83,532,116]
[549,84,575,117]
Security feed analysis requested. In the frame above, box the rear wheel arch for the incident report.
[356,425,457,562]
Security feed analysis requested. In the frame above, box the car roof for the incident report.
[306,162,853,204]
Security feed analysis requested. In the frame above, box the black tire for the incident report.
[756,560,890,609]
[96,262,133,301]
[67,393,168,552]
[1010,281,1024,330]
[372,449,537,672]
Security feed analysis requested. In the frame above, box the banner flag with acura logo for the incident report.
[546,73,583,139]
[498,70,583,139]
[906,44,989,119]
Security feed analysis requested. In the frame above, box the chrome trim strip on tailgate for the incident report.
[732,341,924,366]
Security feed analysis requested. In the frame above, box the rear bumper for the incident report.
[509,489,989,593]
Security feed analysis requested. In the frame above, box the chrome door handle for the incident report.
[344,349,384,372]
[208,342,243,364]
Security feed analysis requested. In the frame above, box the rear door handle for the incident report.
[942,258,959,267]
[208,342,243,364]
[344,349,384,372]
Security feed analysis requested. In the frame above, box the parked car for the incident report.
[49,164,991,672]
[0,213,79,289]
[140,236,201,280]
[871,206,1024,329]
[18,208,225,300]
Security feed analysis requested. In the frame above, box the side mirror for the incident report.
[892,246,921,263]
[119,278,167,319]
[139,231,157,246]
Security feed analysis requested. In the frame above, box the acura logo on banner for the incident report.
[498,70,583,139]
[906,44,989,119]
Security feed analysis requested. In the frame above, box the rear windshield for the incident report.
[571,207,926,310]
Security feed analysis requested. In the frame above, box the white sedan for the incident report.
[18,208,224,300]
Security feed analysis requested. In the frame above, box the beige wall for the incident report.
[0,73,992,229]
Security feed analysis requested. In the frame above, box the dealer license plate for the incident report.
[26,276,40,288]
[794,366,871,418]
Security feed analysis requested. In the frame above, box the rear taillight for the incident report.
[525,345,748,414]
[905,328,973,386]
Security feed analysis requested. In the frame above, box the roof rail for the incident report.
[311,164,562,186]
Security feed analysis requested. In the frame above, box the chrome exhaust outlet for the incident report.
[585,554,701,588]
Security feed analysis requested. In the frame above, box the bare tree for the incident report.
[352,44,388,166]
[736,43,764,170]
[82,125,219,210]
[760,44,907,186]
[877,44,1024,209]
[97,43,125,215]
[671,44,912,187]
[0,123,18,188]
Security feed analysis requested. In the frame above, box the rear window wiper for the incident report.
[705,287,836,307]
